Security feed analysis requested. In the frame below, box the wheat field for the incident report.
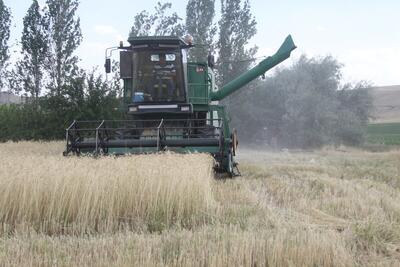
[0,142,214,235]
[0,142,400,266]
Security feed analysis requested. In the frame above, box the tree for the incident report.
[14,0,49,99]
[130,10,154,37]
[185,0,216,61]
[215,0,257,140]
[45,0,82,96]
[109,60,123,97]
[232,55,374,148]
[217,0,257,86]
[335,81,373,145]
[0,0,11,90]
[278,56,342,148]
[130,2,184,37]
[84,70,122,120]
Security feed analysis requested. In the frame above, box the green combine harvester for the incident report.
[64,34,296,176]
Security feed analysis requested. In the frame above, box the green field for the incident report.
[367,122,400,145]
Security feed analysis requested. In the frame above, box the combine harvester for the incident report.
[64,34,296,176]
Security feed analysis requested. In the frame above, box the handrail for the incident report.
[95,120,105,154]
[66,120,77,131]
[157,119,165,151]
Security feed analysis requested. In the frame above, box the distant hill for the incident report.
[369,85,400,123]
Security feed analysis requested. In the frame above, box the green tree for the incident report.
[21,68,122,140]
[130,2,184,37]
[110,60,123,97]
[130,10,154,37]
[217,0,257,86]
[154,2,185,36]
[45,0,82,96]
[84,70,122,120]
[13,0,49,99]
[233,55,373,148]
[335,82,373,145]
[216,0,257,140]
[185,0,216,61]
[278,56,341,148]
[0,0,11,90]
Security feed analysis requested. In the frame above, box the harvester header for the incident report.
[64,34,297,176]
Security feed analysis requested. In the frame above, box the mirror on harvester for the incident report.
[105,58,111,73]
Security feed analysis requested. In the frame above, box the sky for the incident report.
[6,0,400,86]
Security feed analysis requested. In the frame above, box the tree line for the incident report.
[0,0,373,147]
[0,0,122,141]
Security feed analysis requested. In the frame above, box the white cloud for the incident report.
[340,47,400,86]
[256,46,274,58]
[76,41,110,70]
[94,25,118,36]
[94,25,125,44]
[316,25,327,32]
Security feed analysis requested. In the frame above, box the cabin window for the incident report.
[130,50,185,103]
